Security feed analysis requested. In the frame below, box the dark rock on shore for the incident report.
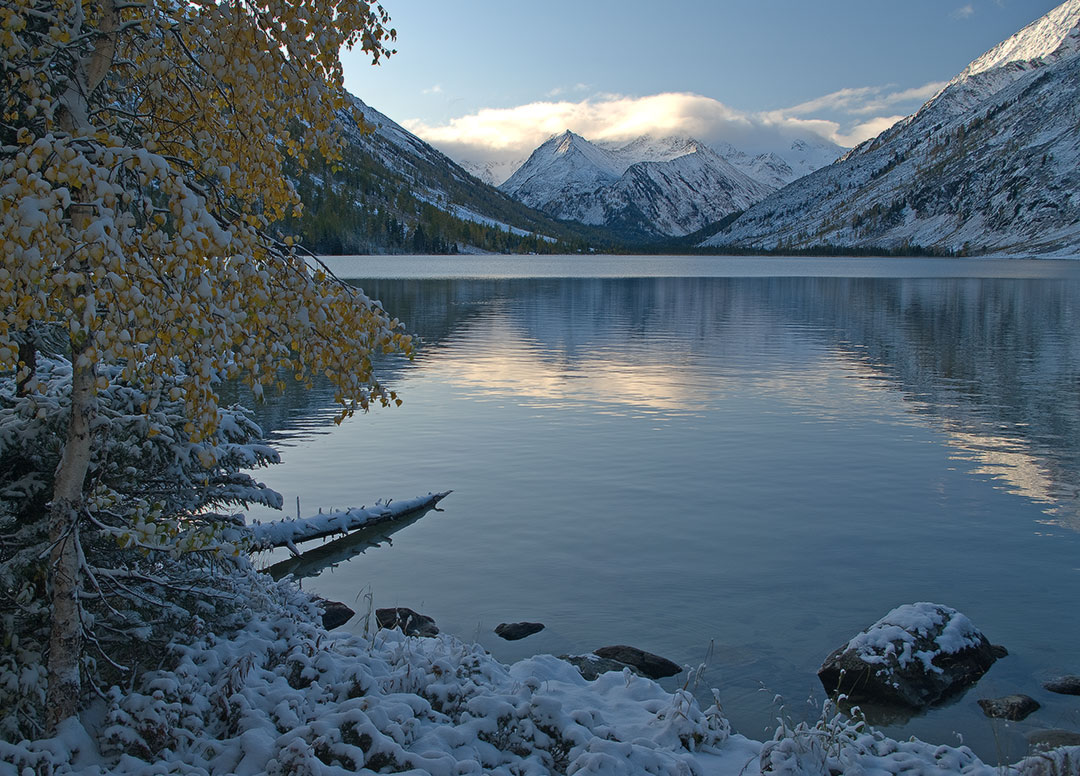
[495,622,545,641]
[978,694,1040,721]
[593,645,682,680]
[1044,675,1080,695]
[818,603,1000,711]
[319,599,355,630]
[560,654,639,681]
[375,607,439,637]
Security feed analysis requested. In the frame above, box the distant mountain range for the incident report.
[496,131,842,239]
[293,0,1080,257]
[288,98,620,255]
[702,0,1080,256]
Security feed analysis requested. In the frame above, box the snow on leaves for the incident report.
[2,0,407,727]
[1,0,408,437]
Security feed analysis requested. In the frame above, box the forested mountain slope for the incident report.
[287,98,621,254]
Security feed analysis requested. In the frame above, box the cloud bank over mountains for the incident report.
[401,82,947,168]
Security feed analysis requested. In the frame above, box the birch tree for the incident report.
[0,0,407,732]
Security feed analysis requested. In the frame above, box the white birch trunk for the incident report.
[45,350,95,732]
[45,0,115,732]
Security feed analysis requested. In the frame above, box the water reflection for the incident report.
[353,276,1080,529]
[263,507,437,580]
[244,270,1080,761]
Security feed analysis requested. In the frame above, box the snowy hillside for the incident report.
[459,157,527,187]
[290,97,620,254]
[714,138,844,189]
[500,132,774,238]
[604,146,775,236]
[703,0,1080,256]
[342,96,520,218]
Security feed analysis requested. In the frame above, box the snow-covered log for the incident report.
[248,491,451,554]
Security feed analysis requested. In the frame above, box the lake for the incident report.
[248,255,1080,763]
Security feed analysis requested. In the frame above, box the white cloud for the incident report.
[422,84,443,95]
[783,81,947,117]
[402,84,942,166]
[853,82,948,113]
[833,115,908,147]
[546,83,590,98]
[782,86,882,116]
[952,4,976,19]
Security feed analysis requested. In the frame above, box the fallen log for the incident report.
[249,491,451,554]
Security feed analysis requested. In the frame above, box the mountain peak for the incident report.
[700,2,1080,257]
[549,128,584,145]
[955,0,1080,82]
[551,129,586,154]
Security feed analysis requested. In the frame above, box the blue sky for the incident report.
[341,0,1063,165]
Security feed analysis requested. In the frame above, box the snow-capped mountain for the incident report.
[703,0,1080,256]
[459,157,527,187]
[501,131,627,207]
[714,139,844,189]
[599,135,712,166]
[291,97,618,254]
[500,132,774,238]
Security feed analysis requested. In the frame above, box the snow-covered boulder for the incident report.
[818,603,1002,710]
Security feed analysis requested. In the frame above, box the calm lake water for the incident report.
[249,255,1080,762]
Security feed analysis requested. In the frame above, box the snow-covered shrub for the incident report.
[0,358,282,740]
[0,568,740,775]
[759,700,999,775]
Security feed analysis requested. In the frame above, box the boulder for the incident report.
[978,694,1040,721]
[318,599,355,630]
[560,654,638,681]
[1028,730,1080,751]
[494,622,545,641]
[375,607,439,637]
[1044,675,1080,695]
[593,645,682,680]
[818,603,1001,710]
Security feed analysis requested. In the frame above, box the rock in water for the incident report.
[1028,730,1080,751]
[319,599,355,630]
[818,602,1001,710]
[1044,675,1080,695]
[593,645,682,679]
[375,607,439,637]
[494,622,545,641]
[978,694,1040,721]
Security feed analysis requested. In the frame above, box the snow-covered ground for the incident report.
[3,568,1075,775]
[447,204,557,243]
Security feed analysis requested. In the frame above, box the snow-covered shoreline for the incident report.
[3,568,1076,775]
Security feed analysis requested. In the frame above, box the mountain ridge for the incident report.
[499,131,803,238]
[702,0,1080,256]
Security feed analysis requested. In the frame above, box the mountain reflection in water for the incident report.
[326,276,1079,529]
